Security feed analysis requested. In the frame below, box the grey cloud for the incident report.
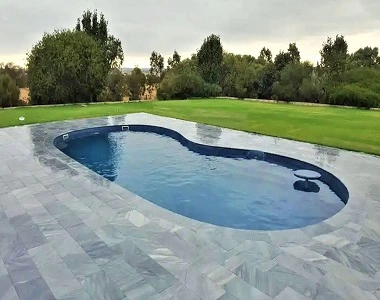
[1,0,379,60]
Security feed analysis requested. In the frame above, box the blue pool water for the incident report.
[59,130,345,230]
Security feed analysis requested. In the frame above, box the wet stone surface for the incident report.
[0,113,379,299]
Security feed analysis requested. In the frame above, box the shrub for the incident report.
[0,73,20,108]
[99,68,128,102]
[157,59,219,100]
[202,83,222,98]
[27,30,107,105]
[329,84,380,108]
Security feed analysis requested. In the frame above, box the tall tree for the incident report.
[126,67,146,100]
[167,50,181,69]
[257,63,277,99]
[147,51,165,96]
[319,35,348,81]
[351,46,380,68]
[75,10,124,69]
[288,43,301,63]
[197,34,223,84]
[149,51,165,79]
[258,47,272,63]
[274,51,292,71]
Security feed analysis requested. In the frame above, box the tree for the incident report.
[257,63,277,99]
[219,53,262,99]
[167,50,181,69]
[0,73,20,108]
[197,34,223,84]
[288,43,301,63]
[157,59,221,100]
[0,63,28,88]
[273,62,313,102]
[75,10,124,69]
[147,51,165,96]
[274,51,292,71]
[126,67,146,100]
[299,71,324,103]
[99,68,128,102]
[258,47,272,63]
[149,51,165,80]
[351,47,380,68]
[319,35,349,82]
[27,30,107,104]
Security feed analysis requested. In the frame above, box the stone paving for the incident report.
[0,112,379,300]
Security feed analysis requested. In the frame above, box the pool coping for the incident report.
[1,112,380,299]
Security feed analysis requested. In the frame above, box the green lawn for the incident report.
[1,99,379,155]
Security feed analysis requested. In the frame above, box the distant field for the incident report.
[0,99,379,155]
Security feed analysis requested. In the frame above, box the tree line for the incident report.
[155,35,380,108]
[1,9,380,108]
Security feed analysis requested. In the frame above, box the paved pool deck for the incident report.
[0,113,379,300]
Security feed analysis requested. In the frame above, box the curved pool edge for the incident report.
[32,112,373,243]
[52,123,350,232]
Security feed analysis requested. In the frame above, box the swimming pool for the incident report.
[55,125,348,230]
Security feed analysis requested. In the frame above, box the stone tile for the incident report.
[95,225,126,246]
[275,287,309,300]
[5,254,41,285]
[14,276,55,300]
[0,220,28,261]
[79,270,125,300]
[81,239,116,265]
[58,288,92,300]
[223,276,271,300]
[0,256,8,277]
[375,289,380,300]
[216,293,238,300]
[0,275,20,300]
[151,282,200,300]
[234,261,318,298]
[44,200,72,218]
[83,214,108,230]
[191,260,236,286]
[149,247,191,279]
[274,252,326,282]
[28,243,82,299]
[132,256,177,292]
[180,266,226,300]
[124,210,151,227]
[56,213,83,229]
[62,253,101,280]
[0,208,7,222]
[156,232,200,263]
[318,273,377,300]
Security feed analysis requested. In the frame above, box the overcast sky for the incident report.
[1,0,380,67]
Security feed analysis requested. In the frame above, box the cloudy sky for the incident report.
[1,0,379,68]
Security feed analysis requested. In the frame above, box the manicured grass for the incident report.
[1,99,379,155]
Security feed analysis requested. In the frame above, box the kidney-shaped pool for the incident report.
[55,125,348,230]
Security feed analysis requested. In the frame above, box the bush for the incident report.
[329,84,380,108]
[0,73,20,108]
[27,30,107,105]
[0,63,28,88]
[99,68,128,102]
[157,59,221,100]
[202,83,222,98]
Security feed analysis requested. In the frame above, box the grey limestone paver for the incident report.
[0,112,379,299]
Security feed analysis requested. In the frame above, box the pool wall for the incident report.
[54,124,349,204]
